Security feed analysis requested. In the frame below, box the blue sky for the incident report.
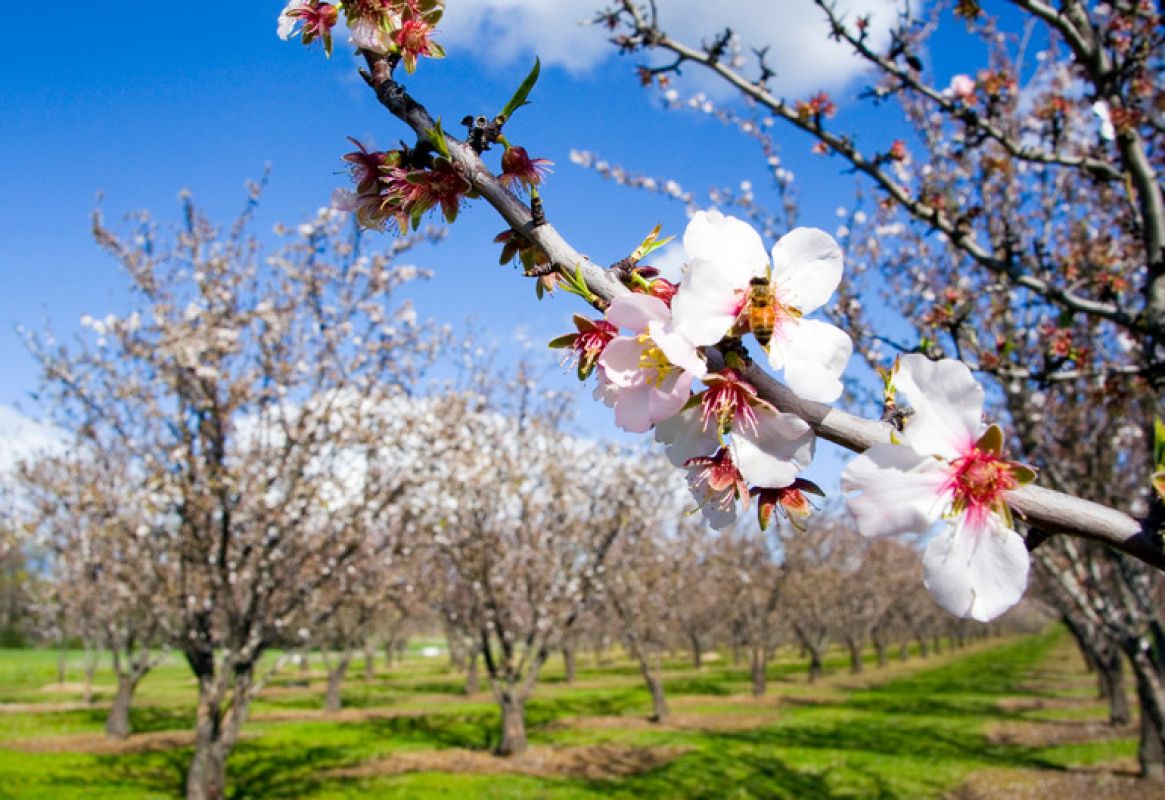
[0,1,979,488]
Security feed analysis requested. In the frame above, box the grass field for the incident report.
[0,631,1148,799]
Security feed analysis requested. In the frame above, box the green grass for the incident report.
[0,630,1141,799]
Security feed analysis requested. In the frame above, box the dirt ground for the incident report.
[328,743,692,781]
[4,729,199,755]
[946,764,1158,800]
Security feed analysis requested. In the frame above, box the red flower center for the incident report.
[948,448,1018,521]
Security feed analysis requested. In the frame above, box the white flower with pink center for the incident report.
[840,355,1034,622]
[597,293,706,434]
[668,210,852,402]
[654,369,816,528]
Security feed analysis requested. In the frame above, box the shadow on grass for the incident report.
[606,746,910,800]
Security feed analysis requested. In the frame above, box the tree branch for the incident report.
[355,49,1164,571]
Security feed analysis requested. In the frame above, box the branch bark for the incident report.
[356,51,1163,571]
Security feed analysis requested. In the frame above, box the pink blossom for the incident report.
[948,74,976,102]
[655,370,816,500]
[597,294,705,433]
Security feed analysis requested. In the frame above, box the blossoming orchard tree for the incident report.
[402,375,669,755]
[277,0,1162,775]
[595,481,690,723]
[18,448,177,739]
[26,192,441,799]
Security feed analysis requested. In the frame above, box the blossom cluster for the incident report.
[553,210,850,533]
[274,8,1041,623]
[553,211,1035,622]
[331,139,472,233]
[278,0,445,71]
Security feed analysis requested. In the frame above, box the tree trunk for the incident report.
[688,631,703,669]
[563,646,576,685]
[899,641,909,661]
[323,652,352,713]
[917,635,930,658]
[56,645,67,685]
[496,692,528,756]
[83,644,99,705]
[932,635,942,655]
[105,673,138,739]
[874,637,888,668]
[750,646,768,696]
[446,626,466,671]
[646,671,669,723]
[465,649,479,695]
[186,668,251,800]
[363,641,376,682]
[807,648,823,683]
[1099,646,1131,726]
[629,641,669,723]
[186,739,227,800]
[847,640,864,674]
[384,640,395,670]
[1130,646,1165,781]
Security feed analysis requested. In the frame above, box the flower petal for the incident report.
[606,293,668,333]
[597,337,646,388]
[647,369,693,424]
[922,513,1029,622]
[682,210,769,283]
[613,384,654,433]
[655,406,718,467]
[840,443,949,538]
[670,257,745,346]
[696,498,737,530]
[770,227,843,315]
[593,373,618,408]
[775,318,852,402]
[730,409,815,488]
[648,320,707,379]
[896,354,984,460]
[348,17,392,53]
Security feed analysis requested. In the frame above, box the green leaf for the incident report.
[629,223,674,263]
[1011,464,1038,485]
[547,334,576,349]
[500,58,541,121]
[1155,417,1165,470]
[427,120,451,159]
[1152,471,1165,501]
[975,424,1004,455]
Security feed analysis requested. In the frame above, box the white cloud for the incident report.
[0,405,65,475]
[439,0,906,95]
[437,0,613,75]
[648,240,687,284]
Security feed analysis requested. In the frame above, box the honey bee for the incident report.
[747,274,776,349]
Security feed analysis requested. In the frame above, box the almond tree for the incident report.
[28,195,439,800]
[782,524,848,683]
[712,528,785,695]
[409,380,658,755]
[666,516,727,669]
[19,448,176,739]
[598,486,688,723]
[302,533,418,713]
[865,539,925,668]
